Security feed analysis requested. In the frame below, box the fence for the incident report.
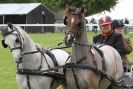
[0,24,133,32]
[0,23,133,26]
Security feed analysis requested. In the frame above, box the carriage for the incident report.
[0,7,133,89]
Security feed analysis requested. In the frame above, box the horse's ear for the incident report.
[79,6,85,15]
[64,5,70,16]
[8,23,13,29]
[66,4,69,9]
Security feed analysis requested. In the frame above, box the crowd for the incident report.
[88,17,130,34]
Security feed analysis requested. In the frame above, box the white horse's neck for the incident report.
[18,31,46,70]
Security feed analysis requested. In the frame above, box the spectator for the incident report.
[112,19,132,71]
[90,17,98,34]
[124,18,129,34]
[121,19,124,23]
[124,18,129,24]
[86,19,90,32]
[93,16,125,57]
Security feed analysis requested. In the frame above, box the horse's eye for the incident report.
[78,23,81,27]
[15,38,20,43]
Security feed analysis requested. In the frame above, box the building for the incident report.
[0,3,55,33]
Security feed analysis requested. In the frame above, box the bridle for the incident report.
[64,12,85,39]
[1,27,24,62]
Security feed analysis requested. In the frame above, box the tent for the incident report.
[86,0,133,21]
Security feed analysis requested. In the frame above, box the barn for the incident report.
[0,3,55,33]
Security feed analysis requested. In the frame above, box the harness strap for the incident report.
[45,50,59,67]
[65,55,71,63]
[90,46,97,68]
[26,75,31,89]
[65,63,124,88]
[41,51,51,69]
[72,68,80,89]
[10,47,22,52]
[93,46,106,71]
[21,48,59,69]
[98,74,104,87]
[37,52,43,70]
[17,61,131,88]
[90,46,102,87]
[17,69,65,79]
[21,50,40,56]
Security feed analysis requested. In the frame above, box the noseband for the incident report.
[1,29,23,52]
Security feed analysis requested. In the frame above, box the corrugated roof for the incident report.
[0,3,41,15]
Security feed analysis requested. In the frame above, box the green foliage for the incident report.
[0,0,36,3]
[0,0,118,16]
[41,0,118,16]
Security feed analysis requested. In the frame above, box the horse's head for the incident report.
[0,24,24,63]
[64,6,85,46]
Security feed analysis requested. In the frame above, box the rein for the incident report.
[17,69,65,79]
[73,41,92,46]
[10,47,22,52]
[64,38,128,88]
[17,46,130,88]
[17,61,129,88]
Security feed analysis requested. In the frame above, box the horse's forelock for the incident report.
[65,7,77,16]
[75,8,80,13]
[69,8,85,17]
[15,26,34,46]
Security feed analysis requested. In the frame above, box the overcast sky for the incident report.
[86,0,133,20]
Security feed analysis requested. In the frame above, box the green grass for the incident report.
[0,32,133,89]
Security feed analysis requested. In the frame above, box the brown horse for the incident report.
[64,7,123,89]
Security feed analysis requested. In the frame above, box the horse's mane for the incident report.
[14,26,37,51]
[15,26,34,44]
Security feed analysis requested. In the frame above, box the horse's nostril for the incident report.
[68,38,73,43]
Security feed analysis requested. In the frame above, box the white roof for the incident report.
[0,3,41,15]
[86,0,133,20]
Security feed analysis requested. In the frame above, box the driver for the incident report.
[93,16,125,56]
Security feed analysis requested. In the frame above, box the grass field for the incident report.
[0,32,133,89]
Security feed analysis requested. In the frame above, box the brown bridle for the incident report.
[64,12,85,38]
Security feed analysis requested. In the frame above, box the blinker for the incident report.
[64,16,67,25]
[1,40,8,48]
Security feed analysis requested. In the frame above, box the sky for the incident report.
[86,0,133,20]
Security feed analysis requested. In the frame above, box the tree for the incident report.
[40,0,118,16]
[0,0,118,16]
[0,0,36,3]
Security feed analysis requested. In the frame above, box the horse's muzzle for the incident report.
[64,33,74,46]
[16,55,23,63]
